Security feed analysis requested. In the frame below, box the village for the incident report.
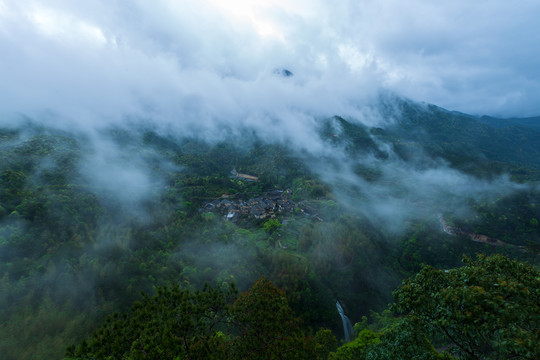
[196,168,323,222]
[200,189,322,222]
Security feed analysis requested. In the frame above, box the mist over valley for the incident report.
[1,1,539,359]
[2,97,539,358]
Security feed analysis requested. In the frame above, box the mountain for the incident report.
[477,114,540,132]
[384,99,540,179]
[0,97,538,359]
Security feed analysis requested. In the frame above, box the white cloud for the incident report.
[29,6,107,46]
[0,0,538,129]
[1,0,535,237]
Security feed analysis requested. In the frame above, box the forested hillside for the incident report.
[1,100,539,359]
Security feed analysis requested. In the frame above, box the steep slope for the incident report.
[386,100,540,179]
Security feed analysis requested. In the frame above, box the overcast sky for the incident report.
[1,0,539,128]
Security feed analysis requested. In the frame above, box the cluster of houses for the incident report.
[200,190,302,221]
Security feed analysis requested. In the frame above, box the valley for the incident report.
[0,99,539,359]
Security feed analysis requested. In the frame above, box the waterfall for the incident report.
[336,301,354,342]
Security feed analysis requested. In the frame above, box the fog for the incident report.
[1,0,537,242]
[1,2,539,357]
[312,148,525,233]
[2,0,540,128]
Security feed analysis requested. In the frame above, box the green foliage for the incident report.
[383,98,540,180]
[353,309,398,334]
[231,276,316,359]
[392,254,540,359]
[455,190,540,246]
[67,283,236,359]
[367,317,454,360]
[319,116,388,160]
[262,218,281,234]
[67,278,319,360]
[328,329,380,360]
[2,119,539,359]
[331,255,538,360]
[314,328,338,360]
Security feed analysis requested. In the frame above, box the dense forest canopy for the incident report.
[64,256,539,359]
[1,98,539,359]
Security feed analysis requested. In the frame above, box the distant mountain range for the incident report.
[477,114,540,132]
[320,96,540,181]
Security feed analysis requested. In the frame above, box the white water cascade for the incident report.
[336,301,354,342]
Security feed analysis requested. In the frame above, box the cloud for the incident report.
[307,140,527,234]
[1,0,538,131]
[2,6,538,351]
[0,0,537,231]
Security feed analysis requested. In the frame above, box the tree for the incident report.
[314,328,338,360]
[66,278,322,360]
[66,283,236,360]
[391,254,539,359]
[231,276,316,359]
[328,328,380,360]
[263,218,281,234]
[366,317,454,360]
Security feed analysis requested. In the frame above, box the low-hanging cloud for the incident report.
[1,0,538,232]
[3,5,539,357]
[303,132,529,234]
[2,0,539,131]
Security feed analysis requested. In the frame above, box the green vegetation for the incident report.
[66,254,538,359]
[380,98,540,181]
[66,277,324,359]
[392,254,539,359]
[1,104,539,359]
[328,254,539,360]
